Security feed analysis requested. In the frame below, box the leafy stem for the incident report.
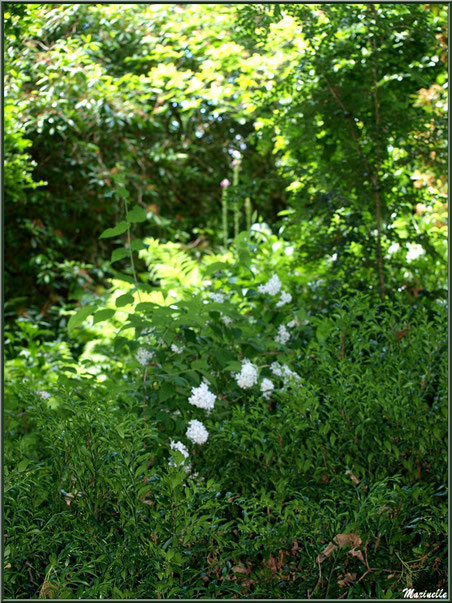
[124,196,143,304]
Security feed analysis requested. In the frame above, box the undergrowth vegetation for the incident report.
[5,223,447,599]
[4,3,448,600]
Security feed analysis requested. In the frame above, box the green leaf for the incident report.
[126,205,147,223]
[67,305,95,335]
[136,302,157,313]
[111,248,130,263]
[93,309,116,324]
[215,350,235,367]
[99,221,129,239]
[114,336,129,353]
[205,261,229,276]
[131,238,146,251]
[191,359,209,371]
[159,381,173,402]
[17,459,29,472]
[111,272,135,285]
[116,293,135,307]
[224,361,242,372]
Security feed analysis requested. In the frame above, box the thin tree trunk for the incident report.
[369,4,385,300]
[324,5,386,300]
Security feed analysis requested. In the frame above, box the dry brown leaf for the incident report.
[334,533,362,549]
[39,583,58,599]
[345,469,360,485]
[316,541,337,564]
[348,548,366,566]
[374,534,381,552]
[231,565,250,575]
[338,572,357,588]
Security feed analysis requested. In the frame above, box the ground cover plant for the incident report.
[4,3,448,600]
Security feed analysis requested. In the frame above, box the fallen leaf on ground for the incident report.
[338,572,357,588]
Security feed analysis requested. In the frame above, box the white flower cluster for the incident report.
[221,314,232,326]
[276,291,292,308]
[169,440,189,460]
[37,390,51,400]
[210,291,225,303]
[287,317,300,329]
[136,347,154,366]
[270,362,301,386]
[258,274,282,296]
[275,325,290,345]
[169,440,191,472]
[171,343,183,354]
[168,379,215,471]
[188,382,216,411]
[260,378,274,400]
[186,419,209,445]
[235,359,258,389]
[270,362,284,377]
[406,243,424,262]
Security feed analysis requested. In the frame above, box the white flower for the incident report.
[235,359,258,389]
[186,419,209,445]
[170,440,189,458]
[270,362,301,386]
[171,343,183,354]
[258,274,282,296]
[136,347,154,366]
[276,291,292,308]
[221,314,232,326]
[37,390,51,400]
[406,243,424,262]
[210,292,225,303]
[281,364,301,386]
[188,382,216,411]
[387,242,400,256]
[275,325,290,345]
[287,318,300,329]
[169,441,191,472]
[270,362,283,377]
[170,440,189,459]
[261,378,274,400]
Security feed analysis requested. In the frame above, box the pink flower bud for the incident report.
[232,160,237,167]
[220,179,231,188]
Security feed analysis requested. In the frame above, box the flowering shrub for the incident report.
[4,229,447,599]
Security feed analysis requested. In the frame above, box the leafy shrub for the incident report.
[5,225,447,598]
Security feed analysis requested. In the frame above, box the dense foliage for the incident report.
[5,230,448,598]
[5,3,447,316]
[4,3,448,600]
